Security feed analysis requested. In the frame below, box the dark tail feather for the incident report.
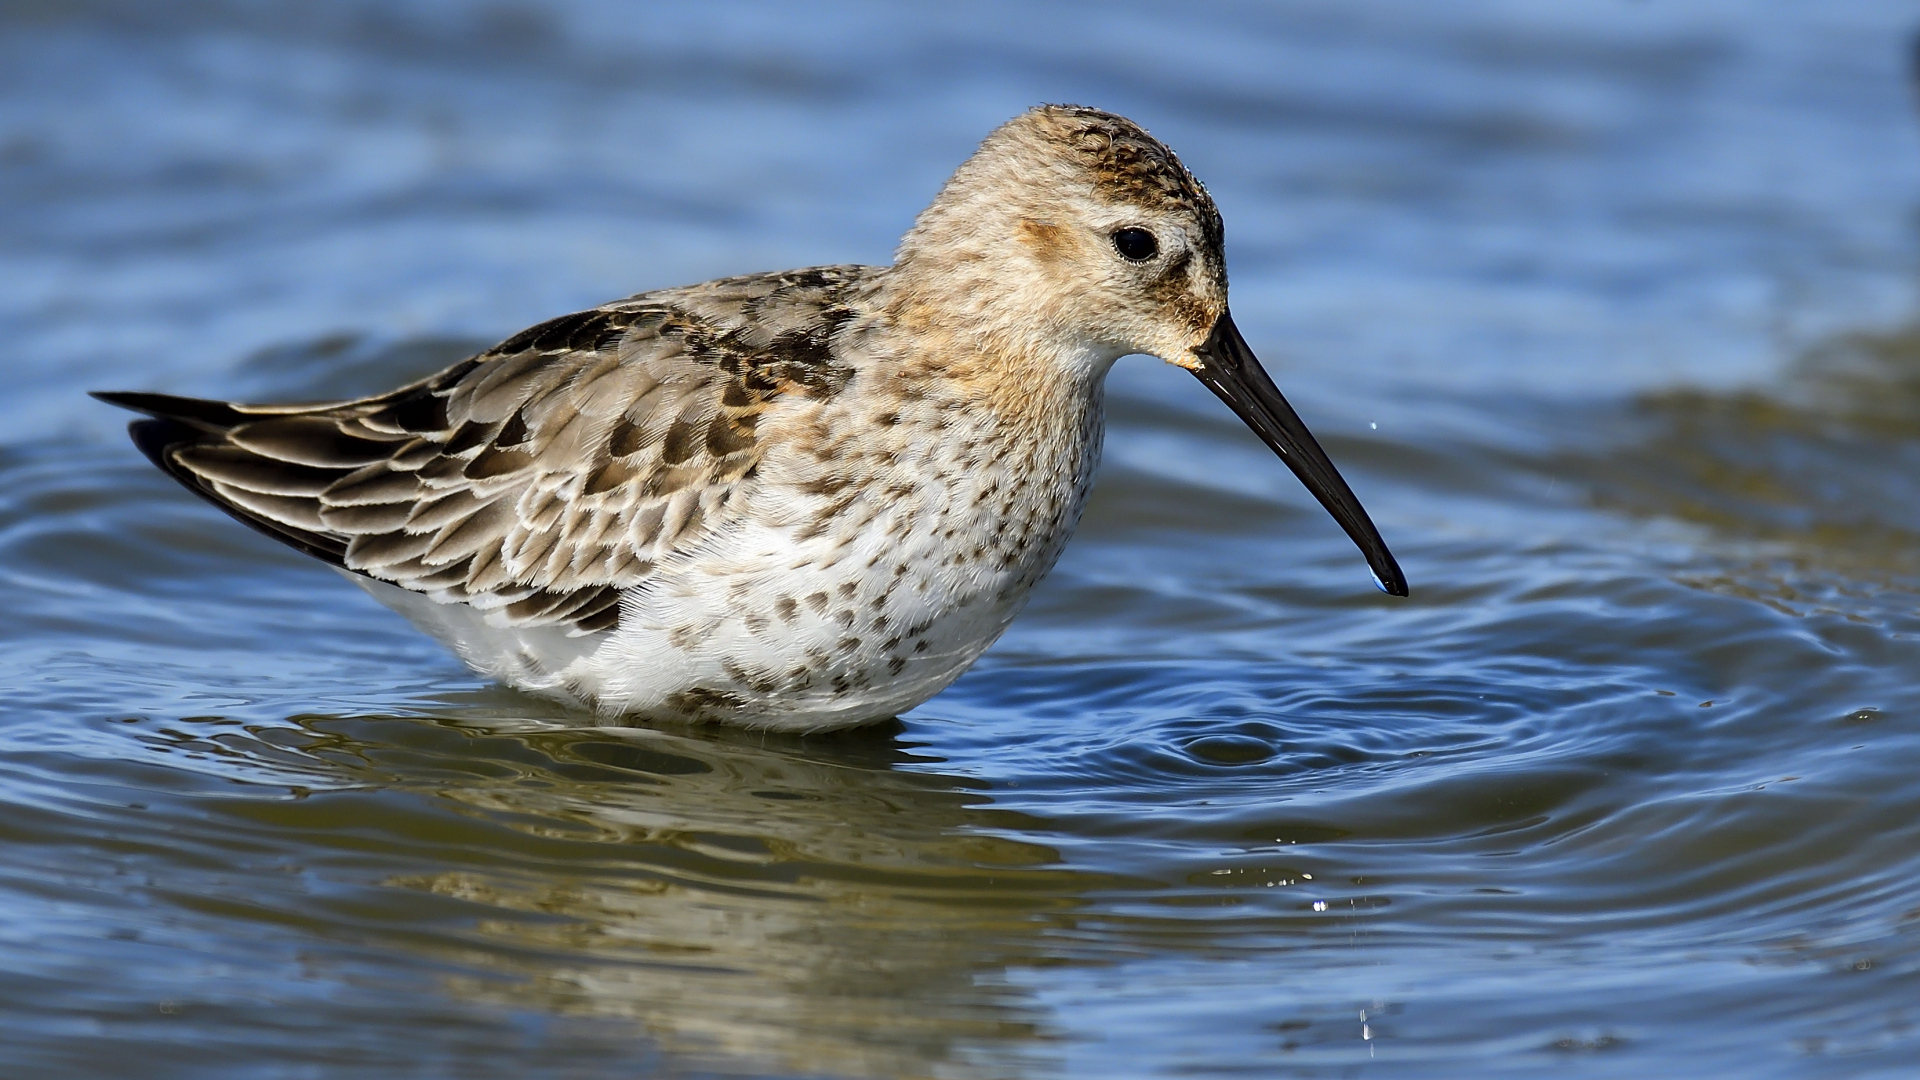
[125,414,199,478]
[97,394,351,568]
[90,390,251,431]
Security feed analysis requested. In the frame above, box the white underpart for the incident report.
[352,357,1115,732]
[346,573,598,695]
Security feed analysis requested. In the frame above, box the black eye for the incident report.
[1111,227,1158,262]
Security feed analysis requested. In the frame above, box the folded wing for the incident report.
[97,267,867,634]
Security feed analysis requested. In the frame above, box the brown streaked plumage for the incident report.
[96,105,1407,731]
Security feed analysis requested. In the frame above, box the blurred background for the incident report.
[5,2,1920,1077]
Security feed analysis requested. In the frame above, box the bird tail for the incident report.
[90,390,353,566]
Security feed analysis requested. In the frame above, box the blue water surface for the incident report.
[5,2,1920,1076]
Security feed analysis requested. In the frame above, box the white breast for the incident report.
[350,358,1109,731]
[576,376,1105,729]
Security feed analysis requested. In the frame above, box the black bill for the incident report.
[1188,311,1409,597]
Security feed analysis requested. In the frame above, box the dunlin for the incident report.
[96,105,1407,731]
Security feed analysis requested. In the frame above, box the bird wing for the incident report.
[97,265,873,633]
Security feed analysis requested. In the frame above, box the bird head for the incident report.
[894,104,1408,596]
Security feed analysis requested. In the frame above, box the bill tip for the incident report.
[1371,570,1410,597]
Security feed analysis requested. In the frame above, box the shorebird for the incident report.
[96,105,1407,731]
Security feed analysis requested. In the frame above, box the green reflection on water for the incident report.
[1568,320,1920,615]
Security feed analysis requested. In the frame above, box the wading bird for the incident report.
[97,105,1406,731]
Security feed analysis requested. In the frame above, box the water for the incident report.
[5,2,1920,1076]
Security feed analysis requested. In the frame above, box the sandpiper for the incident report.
[96,105,1407,731]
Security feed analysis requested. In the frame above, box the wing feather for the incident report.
[93,265,872,632]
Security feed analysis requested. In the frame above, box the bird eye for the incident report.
[1111,227,1158,262]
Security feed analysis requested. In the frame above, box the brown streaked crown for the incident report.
[1030,104,1224,254]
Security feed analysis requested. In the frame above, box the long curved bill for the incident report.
[1188,311,1409,597]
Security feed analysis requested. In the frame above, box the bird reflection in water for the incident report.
[162,703,1100,1078]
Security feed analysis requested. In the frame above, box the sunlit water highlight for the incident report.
[5,2,1920,1076]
